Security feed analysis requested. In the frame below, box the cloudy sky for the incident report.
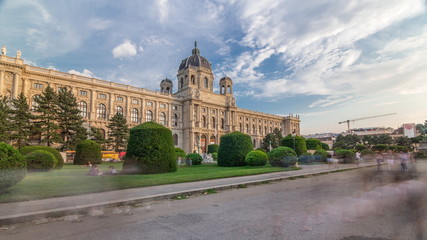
[1,0,426,134]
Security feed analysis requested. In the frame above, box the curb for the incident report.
[0,164,376,225]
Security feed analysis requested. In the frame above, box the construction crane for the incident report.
[339,113,397,132]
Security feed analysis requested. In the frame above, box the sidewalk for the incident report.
[0,162,376,225]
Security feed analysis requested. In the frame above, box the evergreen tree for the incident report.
[273,127,283,146]
[57,88,85,150]
[0,96,11,142]
[106,113,129,152]
[10,93,34,148]
[261,133,277,152]
[34,86,61,147]
[89,127,107,149]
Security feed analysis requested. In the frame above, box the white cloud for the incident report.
[88,18,112,30]
[68,69,97,78]
[112,39,138,58]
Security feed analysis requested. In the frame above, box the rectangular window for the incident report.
[99,93,106,99]
[33,83,43,89]
[116,96,123,102]
[172,106,178,110]
[146,101,153,107]
[160,103,166,109]
[131,99,139,105]
[58,87,66,93]
[80,90,87,96]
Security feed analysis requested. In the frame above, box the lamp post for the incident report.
[292,131,298,167]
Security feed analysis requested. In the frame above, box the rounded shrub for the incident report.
[267,146,297,167]
[371,144,388,152]
[74,140,102,165]
[0,142,27,192]
[313,149,328,162]
[212,152,218,161]
[321,142,330,150]
[25,150,56,172]
[305,138,322,150]
[186,153,203,165]
[255,148,266,153]
[218,132,253,167]
[123,122,177,174]
[245,150,268,166]
[19,145,64,169]
[299,152,315,164]
[335,149,356,163]
[207,144,219,154]
[281,135,307,156]
[175,147,186,160]
[355,144,368,152]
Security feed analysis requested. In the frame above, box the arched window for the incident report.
[259,126,262,135]
[211,117,216,129]
[97,104,106,119]
[265,126,267,134]
[173,134,178,145]
[228,86,232,94]
[202,115,206,128]
[221,118,224,129]
[99,129,106,139]
[131,108,139,123]
[204,77,209,88]
[180,78,183,89]
[270,127,273,133]
[31,94,41,111]
[172,114,178,126]
[145,110,153,122]
[191,75,195,84]
[78,101,87,118]
[246,124,249,134]
[116,106,123,116]
[210,136,216,144]
[253,139,256,147]
[239,123,243,132]
[159,112,166,125]
[253,124,256,134]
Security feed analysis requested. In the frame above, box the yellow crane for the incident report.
[339,113,397,132]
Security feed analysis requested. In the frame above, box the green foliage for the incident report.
[74,140,102,165]
[0,96,11,142]
[371,144,388,152]
[123,122,177,174]
[335,149,356,163]
[393,136,412,150]
[245,150,268,166]
[10,93,34,148]
[89,127,107,150]
[414,152,426,158]
[362,134,393,146]
[299,152,315,164]
[186,153,203,165]
[361,150,375,160]
[0,142,26,192]
[175,147,186,159]
[355,144,368,152]
[207,144,219,154]
[107,112,129,152]
[333,134,360,150]
[305,138,322,150]
[19,145,64,169]
[212,152,218,161]
[313,149,328,162]
[255,148,266,153]
[261,128,283,152]
[321,142,330,150]
[281,135,307,155]
[25,150,56,171]
[267,146,297,167]
[218,131,253,167]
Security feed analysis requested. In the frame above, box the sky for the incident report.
[0,0,426,135]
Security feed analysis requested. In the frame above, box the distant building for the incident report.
[0,43,300,153]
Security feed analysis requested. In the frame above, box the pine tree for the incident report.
[57,88,86,150]
[0,96,11,142]
[106,112,129,152]
[89,127,107,150]
[10,93,34,148]
[34,86,61,147]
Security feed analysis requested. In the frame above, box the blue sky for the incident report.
[1,0,426,134]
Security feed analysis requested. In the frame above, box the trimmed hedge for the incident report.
[74,140,102,165]
[299,152,315,164]
[186,153,203,165]
[355,144,368,152]
[123,122,177,174]
[281,135,307,155]
[19,145,64,169]
[0,142,27,192]
[267,146,297,167]
[245,150,268,166]
[175,147,186,160]
[207,144,219,154]
[313,149,328,162]
[218,132,253,167]
[25,150,56,172]
[335,149,356,163]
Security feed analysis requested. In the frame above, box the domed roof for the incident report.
[161,77,172,83]
[178,41,211,71]
[220,76,233,82]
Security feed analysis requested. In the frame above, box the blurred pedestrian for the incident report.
[376,152,383,172]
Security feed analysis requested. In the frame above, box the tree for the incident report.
[89,127,107,150]
[261,133,276,152]
[10,93,34,148]
[107,112,129,152]
[306,138,322,150]
[56,88,86,150]
[333,134,360,149]
[34,86,61,147]
[394,136,412,149]
[374,134,393,145]
[0,96,11,142]
[281,134,307,155]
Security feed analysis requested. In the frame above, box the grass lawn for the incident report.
[0,162,299,203]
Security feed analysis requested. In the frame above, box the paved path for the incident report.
[0,162,376,225]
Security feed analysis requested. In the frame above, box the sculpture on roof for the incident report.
[1,46,6,55]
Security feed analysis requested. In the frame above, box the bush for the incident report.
[321,142,330,150]
[19,145,64,169]
[245,150,268,166]
[299,152,315,164]
[186,153,203,165]
[212,152,218,161]
[313,149,328,162]
[255,148,266,153]
[371,144,388,152]
[218,132,253,167]
[335,149,356,163]
[281,135,307,155]
[414,152,427,158]
[25,150,56,172]
[175,147,186,160]
[355,144,368,152]
[306,138,322,150]
[267,146,297,167]
[74,140,102,165]
[0,142,27,192]
[123,122,177,174]
[207,144,219,154]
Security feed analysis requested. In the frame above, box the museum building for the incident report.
[0,44,300,154]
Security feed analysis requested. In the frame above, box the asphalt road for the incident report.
[2,162,427,240]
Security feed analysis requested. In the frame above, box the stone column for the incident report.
[167,103,172,127]
[0,71,4,95]
[12,73,20,98]
[154,101,159,122]
[21,77,28,95]
[90,90,96,120]
[125,96,130,122]
[108,93,113,119]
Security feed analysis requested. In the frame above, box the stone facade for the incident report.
[0,45,300,153]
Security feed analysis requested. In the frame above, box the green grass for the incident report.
[0,162,299,203]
